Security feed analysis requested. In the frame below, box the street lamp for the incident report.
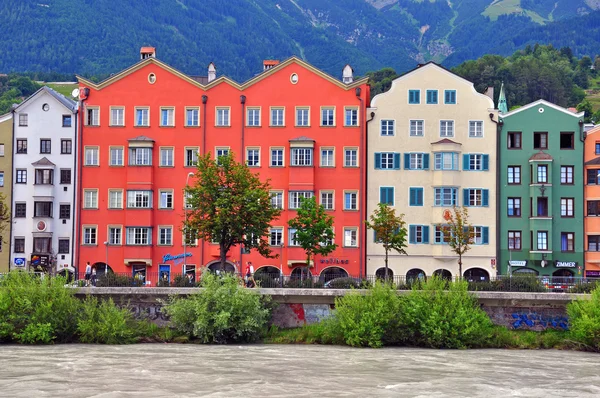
[183,172,194,274]
[103,241,109,274]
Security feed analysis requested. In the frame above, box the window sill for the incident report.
[215,125,231,128]
[134,126,150,128]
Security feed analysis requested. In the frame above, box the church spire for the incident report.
[498,82,508,113]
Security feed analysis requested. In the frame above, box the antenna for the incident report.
[71,88,80,98]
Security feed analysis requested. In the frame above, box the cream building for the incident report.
[366,62,498,280]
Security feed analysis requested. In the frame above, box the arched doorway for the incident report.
[254,266,281,288]
[513,268,538,275]
[91,262,113,276]
[207,261,236,274]
[406,268,426,282]
[433,269,452,280]
[552,269,574,285]
[291,267,312,279]
[320,267,349,283]
[57,269,75,283]
[463,268,490,282]
[375,267,394,280]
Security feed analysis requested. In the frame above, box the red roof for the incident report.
[263,60,280,66]
[529,151,553,161]
[140,47,156,53]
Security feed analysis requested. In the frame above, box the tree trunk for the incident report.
[219,243,227,272]
[384,248,389,283]
[458,254,462,281]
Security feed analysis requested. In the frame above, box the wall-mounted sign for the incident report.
[162,253,192,265]
[320,258,349,265]
[14,258,26,268]
[555,261,577,268]
[509,260,527,267]
[585,270,600,277]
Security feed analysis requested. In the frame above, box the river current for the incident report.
[0,345,598,397]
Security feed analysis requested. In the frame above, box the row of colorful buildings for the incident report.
[0,47,598,282]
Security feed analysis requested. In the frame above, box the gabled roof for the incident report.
[13,86,77,113]
[0,112,12,123]
[501,99,585,118]
[77,56,367,92]
[431,138,461,145]
[529,151,553,162]
[585,157,600,166]
[289,136,315,142]
[32,157,56,167]
[586,125,600,136]
[128,135,154,142]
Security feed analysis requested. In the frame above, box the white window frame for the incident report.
[158,226,173,246]
[109,146,124,166]
[469,120,483,137]
[320,190,334,210]
[127,190,152,209]
[296,107,310,127]
[344,107,358,127]
[434,187,457,207]
[269,227,283,246]
[343,227,358,247]
[410,120,424,136]
[86,107,99,126]
[320,107,335,127]
[288,228,299,247]
[108,189,123,209]
[83,226,97,245]
[344,191,358,211]
[185,147,199,167]
[381,119,394,136]
[108,226,122,245]
[83,189,98,209]
[159,190,174,209]
[128,147,152,166]
[320,147,335,167]
[247,107,261,127]
[434,152,458,170]
[134,107,149,127]
[246,147,260,167]
[289,191,314,209]
[185,107,200,127]
[126,227,152,246]
[270,107,285,127]
[110,107,124,127]
[160,107,175,127]
[440,120,454,137]
[216,107,230,127]
[344,147,358,167]
[270,147,284,167]
[84,146,99,166]
[291,148,313,166]
[270,190,283,209]
[160,147,174,167]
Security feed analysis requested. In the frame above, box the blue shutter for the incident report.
[379,187,386,204]
[423,154,430,170]
[374,231,378,243]
[404,153,411,170]
[482,189,489,207]
[433,91,438,103]
[375,153,381,169]
[463,154,470,171]
[389,188,394,206]
[423,226,430,244]
[417,188,423,206]
[393,153,401,170]
[409,225,416,244]
[463,189,470,207]
[482,227,489,245]
[409,188,416,206]
[482,155,489,171]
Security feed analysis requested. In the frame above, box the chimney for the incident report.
[484,87,494,100]
[263,60,280,71]
[207,62,216,83]
[140,47,156,60]
[342,64,354,84]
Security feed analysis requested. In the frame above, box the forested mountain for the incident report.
[0,0,599,81]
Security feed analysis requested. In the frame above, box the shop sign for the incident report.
[555,261,577,268]
[14,258,26,268]
[320,258,349,264]
[162,253,192,265]
[585,270,600,277]
[508,260,527,267]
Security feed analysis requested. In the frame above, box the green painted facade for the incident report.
[499,101,585,277]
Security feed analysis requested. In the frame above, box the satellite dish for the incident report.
[71,88,80,98]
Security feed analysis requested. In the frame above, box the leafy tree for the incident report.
[0,193,10,245]
[366,67,399,99]
[440,206,474,279]
[592,109,600,125]
[365,203,407,281]
[185,152,281,271]
[577,99,594,123]
[288,197,337,278]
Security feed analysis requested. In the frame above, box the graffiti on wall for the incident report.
[511,312,569,330]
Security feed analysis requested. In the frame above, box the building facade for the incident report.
[366,62,498,280]
[0,112,13,272]
[584,125,600,278]
[10,87,78,274]
[76,49,370,283]
[498,100,585,277]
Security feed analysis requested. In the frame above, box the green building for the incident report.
[498,99,585,277]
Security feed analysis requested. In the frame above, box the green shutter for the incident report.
[417,188,423,206]
[463,189,470,207]
[393,153,401,170]
[482,227,489,244]
[482,189,489,207]
[463,154,470,171]
[423,226,430,243]
[404,153,410,170]
[423,154,429,170]
[374,153,381,169]
[482,155,489,171]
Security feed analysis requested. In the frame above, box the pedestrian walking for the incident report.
[91,267,97,287]
[84,262,92,287]
[245,262,255,288]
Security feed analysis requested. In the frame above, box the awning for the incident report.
[124,259,153,266]
[287,260,313,268]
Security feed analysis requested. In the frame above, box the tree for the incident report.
[0,193,10,242]
[288,197,337,278]
[365,203,407,282]
[577,99,594,123]
[185,152,281,271]
[440,206,474,279]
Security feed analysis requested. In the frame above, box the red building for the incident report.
[76,48,370,283]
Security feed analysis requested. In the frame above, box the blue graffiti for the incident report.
[511,312,569,330]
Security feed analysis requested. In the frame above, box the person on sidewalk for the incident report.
[91,267,97,287]
[84,262,92,287]
[245,262,255,288]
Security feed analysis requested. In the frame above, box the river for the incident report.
[0,345,598,397]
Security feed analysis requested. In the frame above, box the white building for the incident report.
[10,87,78,274]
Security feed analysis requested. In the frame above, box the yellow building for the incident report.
[366,63,498,281]
[0,112,12,272]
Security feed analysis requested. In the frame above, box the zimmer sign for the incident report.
[555,261,577,268]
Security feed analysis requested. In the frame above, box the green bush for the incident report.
[165,272,271,343]
[567,287,600,351]
[96,273,143,287]
[569,281,600,294]
[325,277,361,289]
[0,272,81,344]
[170,274,197,287]
[284,278,324,288]
[77,297,136,344]
[468,276,545,292]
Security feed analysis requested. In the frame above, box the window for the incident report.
[537,165,548,183]
[270,191,283,209]
[270,107,284,126]
[86,108,99,126]
[19,113,28,126]
[85,147,99,166]
[534,132,548,150]
[83,190,98,209]
[128,147,152,166]
[126,227,151,245]
[270,148,284,167]
[127,190,152,208]
[588,169,600,185]
[560,132,574,149]
[405,153,429,170]
[216,107,230,126]
[16,169,27,184]
[14,238,25,253]
[246,148,260,167]
[160,147,174,167]
[40,139,51,154]
[507,166,521,184]
[185,148,199,167]
[109,147,124,166]
[33,201,52,217]
[270,228,283,246]
[160,191,173,209]
[344,228,358,247]
[472,226,489,245]
[160,108,174,126]
[159,227,173,245]
[0,172,3,187]
[588,201,600,216]
[589,235,600,252]
[321,191,334,210]
[16,139,27,154]
[440,120,454,137]
[289,191,313,209]
[288,228,299,246]
[109,190,123,209]
[34,237,52,253]
[507,132,522,149]
[344,192,358,210]
[434,225,450,244]
[59,204,70,219]
[247,108,260,126]
[561,198,574,217]
[135,108,149,126]
[344,148,358,167]
[216,148,229,160]
[537,231,548,250]
[321,107,335,126]
[15,203,26,218]
[296,107,309,127]
[507,197,521,217]
[186,108,199,127]
[464,188,489,207]
[561,232,574,252]
[469,121,483,137]
[408,90,420,104]
[508,231,522,250]
[433,152,458,170]
[426,90,438,104]
[464,154,489,171]
[410,120,424,136]
[109,227,122,245]
[409,225,429,244]
[536,197,549,217]
[35,169,53,185]
[375,152,400,170]
[110,107,124,126]
[381,120,394,136]
[320,148,334,167]
[434,187,457,206]
[58,239,70,254]
[444,90,456,104]
[345,107,358,126]
[409,187,423,206]
[291,148,312,166]
[60,169,71,184]
[596,142,600,155]
[380,187,394,205]
[561,166,574,184]
[61,139,72,154]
